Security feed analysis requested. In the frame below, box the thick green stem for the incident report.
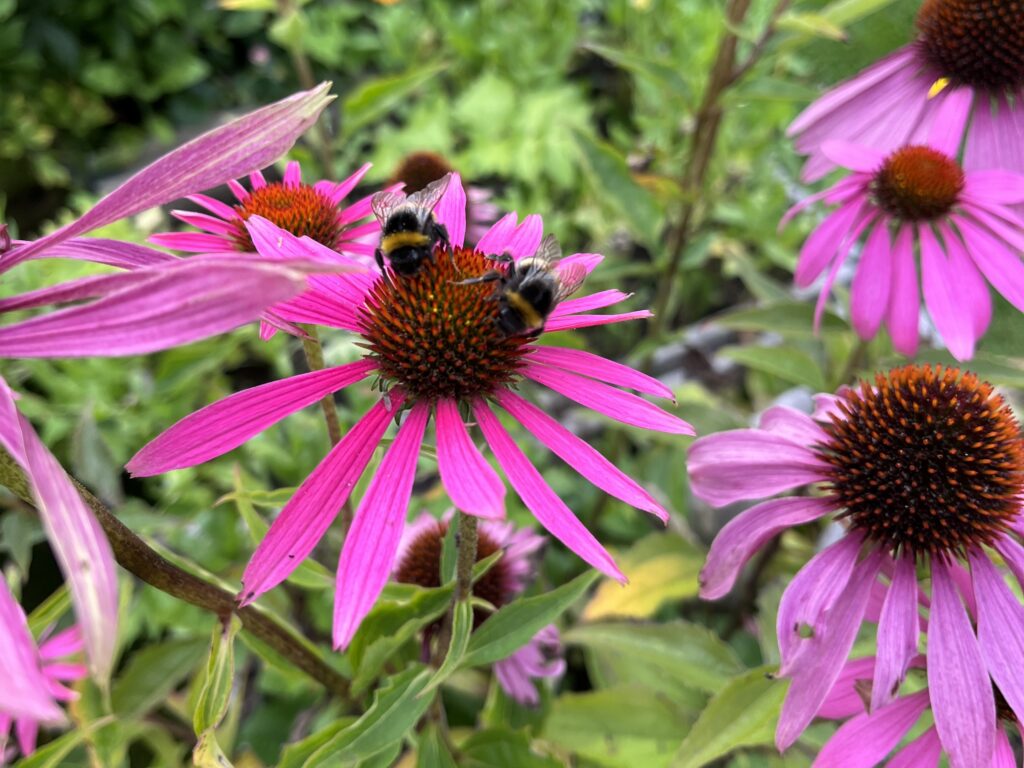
[0,450,353,704]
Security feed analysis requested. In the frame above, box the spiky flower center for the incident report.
[872,146,964,221]
[360,247,529,401]
[394,520,511,620]
[917,0,1024,90]
[392,151,454,194]
[231,183,342,252]
[818,365,1024,557]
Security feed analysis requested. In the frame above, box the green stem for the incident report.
[434,513,478,663]
[300,326,342,447]
[837,338,870,388]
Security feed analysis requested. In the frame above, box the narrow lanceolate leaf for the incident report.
[0,580,63,723]
[303,666,434,768]
[460,570,600,669]
[421,599,474,696]
[193,730,235,768]
[0,378,119,686]
[417,725,457,768]
[0,83,334,272]
[192,615,242,735]
[0,260,309,358]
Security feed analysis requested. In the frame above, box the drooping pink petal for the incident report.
[780,176,865,230]
[148,231,232,253]
[271,288,362,332]
[245,215,367,268]
[938,224,991,338]
[473,400,624,581]
[970,550,1024,725]
[550,290,631,317]
[777,533,865,673]
[962,171,1024,205]
[887,727,942,768]
[522,362,693,435]
[15,717,39,756]
[495,389,667,521]
[127,360,376,475]
[186,193,238,221]
[920,223,977,360]
[687,430,827,507]
[1,83,333,272]
[812,690,928,768]
[820,141,885,173]
[0,260,310,358]
[927,87,973,157]
[435,399,505,520]
[756,406,829,446]
[887,224,920,356]
[849,220,892,340]
[928,559,996,768]
[871,554,919,711]
[818,657,877,719]
[955,215,1024,312]
[700,497,832,600]
[0,270,149,314]
[813,205,874,331]
[240,397,400,604]
[527,346,673,399]
[0,581,63,723]
[171,209,238,236]
[332,403,430,650]
[543,309,652,332]
[22,238,178,268]
[776,553,882,752]
[794,200,864,288]
[430,173,466,249]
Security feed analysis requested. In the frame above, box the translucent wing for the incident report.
[555,262,588,302]
[530,234,562,269]
[370,190,406,224]
[405,174,451,213]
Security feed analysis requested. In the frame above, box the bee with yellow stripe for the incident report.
[371,175,450,277]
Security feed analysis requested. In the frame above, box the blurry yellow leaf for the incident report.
[583,534,702,621]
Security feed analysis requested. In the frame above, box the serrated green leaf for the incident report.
[192,615,241,735]
[672,667,787,768]
[461,570,600,669]
[417,724,457,768]
[565,622,744,694]
[112,637,208,718]
[303,666,434,768]
[721,345,826,390]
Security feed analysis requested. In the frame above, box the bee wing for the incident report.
[404,174,451,213]
[555,262,588,302]
[370,190,406,224]
[530,234,563,269]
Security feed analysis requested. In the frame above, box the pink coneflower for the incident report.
[815,653,1021,768]
[787,133,1024,360]
[688,364,1024,764]
[128,173,691,650]
[394,513,564,706]
[0,624,86,765]
[789,1,1024,183]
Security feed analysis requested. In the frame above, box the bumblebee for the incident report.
[371,175,451,277]
[460,234,587,337]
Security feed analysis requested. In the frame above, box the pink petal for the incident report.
[700,497,832,600]
[0,260,309,358]
[888,727,942,768]
[148,231,233,253]
[756,406,828,446]
[0,581,63,723]
[818,657,877,719]
[240,397,400,604]
[963,171,1024,205]
[812,690,928,768]
[849,220,892,340]
[920,223,977,360]
[476,212,519,254]
[779,176,865,230]
[795,200,864,288]
[128,360,376,475]
[39,627,83,661]
[0,271,150,314]
[927,87,972,157]
[543,309,652,332]
[271,288,362,332]
[432,173,466,249]
[171,209,238,236]
[886,225,920,356]
[956,215,1024,312]
[249,169,267,188]
[435,399,506,520]
[820,141,885,173]
[283,160,301,186]
[813,204,874,332]
[23,238,177,268]
[505,215,543,261]
[522,362,693,435]
[245,215,367,268]
[970,550,1024,725]
[332,403,430,649]
[557,252,603,277]
[994,727,1016,768]
[937,224,991,338]
[777,533,864,673]
[527,346,673,399]
[473,400,624,581]
[551,289,631,317]
[871,555,919,711]
[687,430,827,507]
[186,193,238,221]
[928,559,996,768]
[495,389,668,521]
[319,162,372,205]
[0,83,332,272]
[776,553,882,752]
[15,718,39,756]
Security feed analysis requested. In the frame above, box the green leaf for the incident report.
[343,63,448,137]
[303,666,434,768]
[193,729,234,768]
[422,599,474,696]
[714,302,849,337]
[460,730,563,768]
[192,615,242,735]
[16,727,88,768]
[461,570,600,669]
[575,130,662,244]
[440,518,458,585]
[672,667,787,768]
[820,0,900,26]
[777,12,848,41]
[27,586,70,637]
[582,43,690,100]
[565,622,744,694]
[112,637,208,718]
[721,345,826,390]
[279,719,358,768]
[417,724,457,768]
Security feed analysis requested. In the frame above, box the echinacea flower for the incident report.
[689,364,1024,764]
[127,173,691,650]
[789,0,1024,183]
[814,653,1020,768]
[394,512,565,705]
[787,129,1024,360]
[0,623,86,765]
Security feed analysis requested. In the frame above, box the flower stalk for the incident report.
[435,512,478,663]
[300,324,343,446]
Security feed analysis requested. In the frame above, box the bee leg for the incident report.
[451,270,502,287]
